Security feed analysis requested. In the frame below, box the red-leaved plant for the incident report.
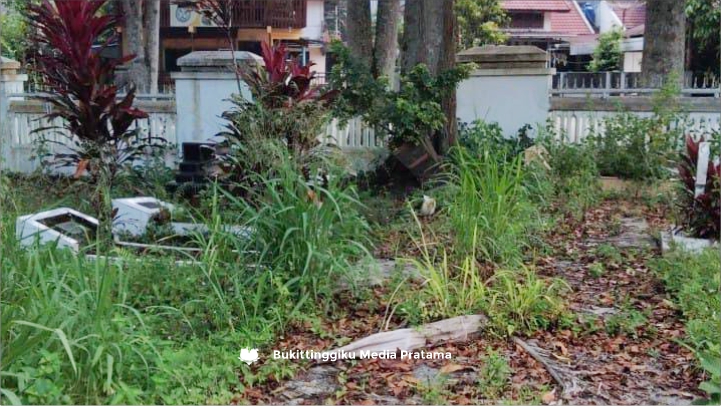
[677,135,720,240]
[243,41,331,109]
[26,0,164,180]
[219,41,335,182]
[25,0,165,240]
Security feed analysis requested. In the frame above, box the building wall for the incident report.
[543,12,552,31]
[623,51,642,73]
[122,0,327,78]
[303,0,325,40]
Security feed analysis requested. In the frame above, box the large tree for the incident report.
[686,0,720,74]
[345,0,402,78]
[373,0,401,78]
[346,0,373,66]
[121,0,160,94]
[641,0,686,87]
[401,0,457,153]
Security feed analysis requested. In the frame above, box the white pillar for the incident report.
[170,51,260,155]
[456,46,555,137]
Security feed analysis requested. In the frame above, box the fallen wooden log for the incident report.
[513,337,584,399]
[318,314,486,362]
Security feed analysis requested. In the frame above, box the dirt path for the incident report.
[239,199,702,405]
[531,200,700,405]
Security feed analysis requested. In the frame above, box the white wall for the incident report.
[543,12,552,31]
[457,68,555,136]
[309,46,326,75]
[596,1,623,33]
[302,0,325,40]
[623,51,642,73]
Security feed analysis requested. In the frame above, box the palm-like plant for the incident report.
[26,0,165,238]
[218,41,335,183]
[677,136,720,239]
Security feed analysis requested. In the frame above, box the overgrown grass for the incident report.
[393,211,568,336]
[540,137,601,220]
[0,237,163,403]
[650,248,721,403]
[0,153,373,404]
[446,147,536,265]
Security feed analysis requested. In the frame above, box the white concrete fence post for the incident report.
[455,45,555,136]
[1,57,29,171]
[170,51,258,156]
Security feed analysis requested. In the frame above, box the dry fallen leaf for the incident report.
[542,388,556,404]
[74,159,89,178]
[440,363,467,374]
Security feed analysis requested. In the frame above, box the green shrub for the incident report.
[541,136,600,218]
[588,112,679,180]
[587,81,684,181]
[589,29,623,72]
[328,42,470,149]
[697,351,721,405]
[650,248,721,403]
[457,120,533,163]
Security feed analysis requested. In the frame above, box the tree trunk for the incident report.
[373,0,401,79]
[641,0,686,88]
[346,0,373,66]
[438,0,457,153]
[122,0,147,92]
[401,0,457,153]
[143,0,160,94]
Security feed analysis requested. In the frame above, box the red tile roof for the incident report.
[550,1,595,35]
[503,1,594,36]
[610,1,646,28]
[502,0,571,11]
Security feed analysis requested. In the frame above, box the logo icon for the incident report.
[239,348,260,365]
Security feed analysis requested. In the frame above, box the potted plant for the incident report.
[662,135,720,252]
[326,47,470,181]
[384,65,470,180]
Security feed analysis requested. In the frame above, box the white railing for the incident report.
[553,71,720,98]
[320,117,385,149]
[550,110,720,143]
[1,102,380,174]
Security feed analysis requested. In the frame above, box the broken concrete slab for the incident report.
[112,197,174,237]
[661,229,718,254]
[16,208,98,252]
[606,217,654,249]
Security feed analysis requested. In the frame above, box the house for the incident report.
[501,0,595,69]
[568,1,646,72]
[119,0,327,90]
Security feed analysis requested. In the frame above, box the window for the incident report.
[508,12,544,29]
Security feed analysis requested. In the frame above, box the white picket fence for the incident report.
[2,100,178,173]
[550,110,721,143]
[2,94,719,174]
[0,97,385,173]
